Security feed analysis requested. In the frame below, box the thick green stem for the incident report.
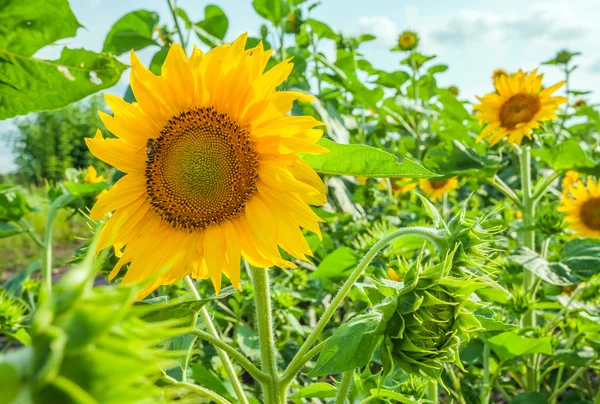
[41,193,73,296]
[427,380,438,404]
[183,277,249,404]
[250,267,283,404]
[488,175,523,209]
[519,147,538,391]
[281,226,446,385]
[19,218,44,248]
[481,343,491,404]
[335,370,354,404]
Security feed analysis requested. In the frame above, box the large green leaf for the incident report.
[423,140,505,178]
[311,247,358,280]
[510,247,577,286]
[302,139,435,178]
[0,0,81,56]
[252,0,290,26]
[289,383,337,399]
[0,221,24,239]
[533,139,597,172]
[304,19,339,41]
[561,238,600,281]
[102,10,159,56]
[0,48,127,119]
[195,5,228,47]
[310,312,384,376]
[486,332,552,362]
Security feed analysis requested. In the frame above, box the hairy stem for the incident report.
[481,343,491,404]
[167,0,187,49]
[163,374,232,404]
[42,193,73,296]
[335,370,354,404]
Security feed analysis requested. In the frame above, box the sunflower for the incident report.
[558,176,600,238]
[397,31,419,51]
[85,165,105,184]
[379,178,418,195]
[86,33,327,298]
[474,70,567,146]
[561,170,579,194]
[419,177,459,202]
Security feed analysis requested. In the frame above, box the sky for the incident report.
[2,0,600,173]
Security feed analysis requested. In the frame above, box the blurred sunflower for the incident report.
[379,178,418,195]
[419,177,459,202]
[558,176,600,238]
[474,70,567,146]
[87,33,327,298]
[562,170,579,195]
[397,31,419,51]
[85,165,105,184]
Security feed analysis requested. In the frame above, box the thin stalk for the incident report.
[335,370,354,404]
[427,380,438,404]
[549,365,589,402]
[167,0,187,49]
[18,218,44,248]
[193,330,268,382]
[488,175,523,209]
[532,171,561,203]
[279,27,286,61]
[42,193,73,296]
[281,227,447,385]
[250,267,282,404]
[481,343,491,404]
[163,374,232,404]
[519,147,538,391]
[183,277,249,404]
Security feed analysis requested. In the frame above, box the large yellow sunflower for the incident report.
[474,69,567,146]
[87,33,327,298]
[419,177,459,202]
[558,176,600,238]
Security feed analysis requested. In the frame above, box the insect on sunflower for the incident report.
[474,69,567,146]
[419,177,459,202]
[558,176,600,238]
[86,33,328,298]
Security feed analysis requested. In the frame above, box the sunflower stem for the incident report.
[427,380,438,404]
[519,147,539,391]
[250,266,284,404]
[167,0,187,49]
[335,370,354,404]
[183,277,249,404]
[480,343,491,404]
[163,374,232,404]
[281,226,447,385]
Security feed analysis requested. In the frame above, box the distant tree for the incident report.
[9,94,108,184]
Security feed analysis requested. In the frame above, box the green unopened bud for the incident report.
[0,289,28,331]
[536,201,565,236]
[260,24,269,40]
[370,248,483,382]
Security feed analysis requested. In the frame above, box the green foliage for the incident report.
[9,95,107,183]
[103,10,160,56]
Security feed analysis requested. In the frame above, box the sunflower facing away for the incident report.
[419,177,459,202]
[87,33,327,298]
[558,176,600,238]
[474,69,567,146]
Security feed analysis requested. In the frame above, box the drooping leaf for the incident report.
[553,347,595,367]
[310,312,384,376]
[510,247,578,286]
[102,10,159,56]
[195,5,228,47]
[561,238,600,281]
[289,382,337,399]
[304,19,339,41]
[486,332,552,362]
[0,48,127,119]
[0,0,81,56]
[423,140,505,178]
[301,139,435,178]
[437,89,469,121]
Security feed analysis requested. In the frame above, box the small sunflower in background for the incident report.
[396,30,419,51]
[474,69,567,146]
[85,165,105,184]
[87,33,327,298]
[558,176,600,238]
[379,178,418,195]
[419,177,459,202]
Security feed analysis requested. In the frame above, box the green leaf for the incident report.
[0,186,32,222]
[0,0,81,56]
[367,388,419,403]
[510,247,577,286]
[374,70,410,88]
[305,19,339,40]
[427,64,448,75]
[196,5,228,46]
[474,308,515,332]
[437,89,469,121]
[311,247,358,280]
[63,182,108,197]
[102,10,159,56]
[289,383,337,399]
[139,286,237,324]
[553,347,595,367]
[533,139,597,172]
[0,221,24,239]
[0,48,127,119]
[301,139,435,178]
[149,47,169,75]
[236,324,260,359]
[486,332,552,362]
[252,0,290,26]
[310,312,384,376]
[423,141,505,178]
[511,392,549,404]
[561,238,600,281]
[416,194,445,229]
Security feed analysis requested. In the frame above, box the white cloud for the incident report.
[358,16,399,47]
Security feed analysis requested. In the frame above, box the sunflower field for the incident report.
[1,0,600,403]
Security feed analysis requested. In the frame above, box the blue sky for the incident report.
[2,0,600,172]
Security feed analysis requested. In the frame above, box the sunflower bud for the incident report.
[370,248,483,381]
[0,289,28,332]
[536,200,565,236]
